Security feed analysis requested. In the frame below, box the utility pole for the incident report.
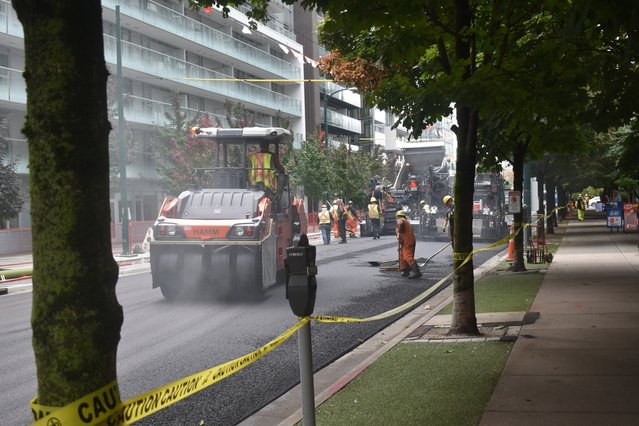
[116,6,130,254]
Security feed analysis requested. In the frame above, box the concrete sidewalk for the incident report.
[481,218,639,425]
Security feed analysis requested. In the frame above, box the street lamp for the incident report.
[323,86,357,146]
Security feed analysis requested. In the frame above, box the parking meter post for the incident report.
[285,245,317,426]
[285,246,317,317]
[299,320,316,426]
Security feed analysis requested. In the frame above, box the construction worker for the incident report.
[248,141,283,193]
[347,201,359,238]
[576,195,586,221]
[336,199,348,243]
[368,197,382,239]
[396,210,421,279]
[330,199,340,238]
[420,200,430,214]
[442,195,454,248]
[318,203,332,245]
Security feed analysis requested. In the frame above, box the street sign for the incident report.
[508,191,521,213]
[606,203,623,230]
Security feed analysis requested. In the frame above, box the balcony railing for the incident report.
[0,65,26,105]
[101,0,300,80]
[0,1,303,117]
[321,81,361,108]
[103,34,302,117]
[326,109,362,134]
[235,3,295,40]
[0,1,22,38]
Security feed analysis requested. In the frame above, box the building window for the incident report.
[143,194,158,221]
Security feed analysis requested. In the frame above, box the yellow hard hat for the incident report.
[370,197,377,202]
[420,200,426,205]
[395,210,406,217]
[443,195,453,204]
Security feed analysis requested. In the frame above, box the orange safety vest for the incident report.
[249,152,276,190]
[368,203,380,219]
[332,206,341,221]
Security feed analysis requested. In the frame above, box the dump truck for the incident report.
[149,127,307,300]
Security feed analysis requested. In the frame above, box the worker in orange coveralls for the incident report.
[395,210,422,279]
[346,200,359,238]
[330,199,341,238]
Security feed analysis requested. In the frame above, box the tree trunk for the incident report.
[511,141,527,272]
[14,0,123,409]
[448,0,478,336]
[449,106,479,335]
[545,178,556,233]
[557,186,568,220]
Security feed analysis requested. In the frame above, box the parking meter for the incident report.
[286,245,317,317]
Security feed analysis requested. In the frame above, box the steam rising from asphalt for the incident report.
[169,265,260,302]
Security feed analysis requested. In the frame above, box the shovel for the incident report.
[368,241,452,269]
[417,241,452,267]
[368,241,401,270]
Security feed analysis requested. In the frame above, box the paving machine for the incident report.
[361,142,453,237]
[149,127,307,300]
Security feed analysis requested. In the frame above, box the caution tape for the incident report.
[313,269,455,323]
[30,318,309,426]
[28,204,569,424]
[183,77,333,83]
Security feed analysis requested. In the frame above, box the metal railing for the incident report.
[0,221,155,256]
[0,228,31,255]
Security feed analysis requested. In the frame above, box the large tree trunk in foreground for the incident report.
[14,0,123,408]
[449,105,479,335]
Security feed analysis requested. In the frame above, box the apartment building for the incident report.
[0,0,324,229]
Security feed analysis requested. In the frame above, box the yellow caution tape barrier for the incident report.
[31,318,309,425]
[28,205,567,425]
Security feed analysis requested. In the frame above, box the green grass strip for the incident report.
[437,270,544,315]
[314,341,513,426]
